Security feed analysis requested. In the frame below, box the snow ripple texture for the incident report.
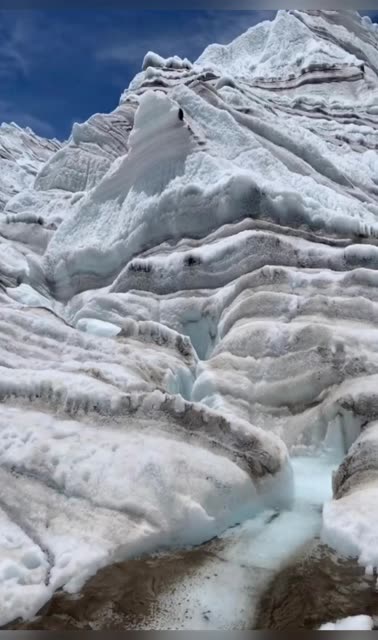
[1,9,378,624]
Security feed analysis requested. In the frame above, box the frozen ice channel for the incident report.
[148,451,342,630]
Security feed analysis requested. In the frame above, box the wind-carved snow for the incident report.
[1,8,378,628]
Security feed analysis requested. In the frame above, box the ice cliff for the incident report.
[1,9,378,625]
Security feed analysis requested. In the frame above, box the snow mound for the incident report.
[319,615,374,630]
[142,51,192,71]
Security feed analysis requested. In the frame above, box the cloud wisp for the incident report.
[0,98,56,138]
[95,10,276,67]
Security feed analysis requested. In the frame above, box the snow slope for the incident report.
[1,8,378,626]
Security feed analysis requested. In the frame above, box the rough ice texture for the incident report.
[322,421,378,570]
[0,8,378,626]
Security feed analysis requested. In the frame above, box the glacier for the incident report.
[319,615,374,630]
[1,8,378,629]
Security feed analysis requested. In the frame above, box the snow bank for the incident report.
[319,615,374,630]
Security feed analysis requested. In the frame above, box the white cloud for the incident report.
[0,14,29,78]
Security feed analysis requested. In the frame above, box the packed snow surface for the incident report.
[1,8,378,627]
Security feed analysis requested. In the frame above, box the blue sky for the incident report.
[0,10,376,140]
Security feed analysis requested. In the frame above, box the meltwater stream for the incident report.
[155,304,343,628]
[146,450,342,630]
[7,450,342,631]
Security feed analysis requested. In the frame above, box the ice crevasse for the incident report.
[0,8,378,625]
